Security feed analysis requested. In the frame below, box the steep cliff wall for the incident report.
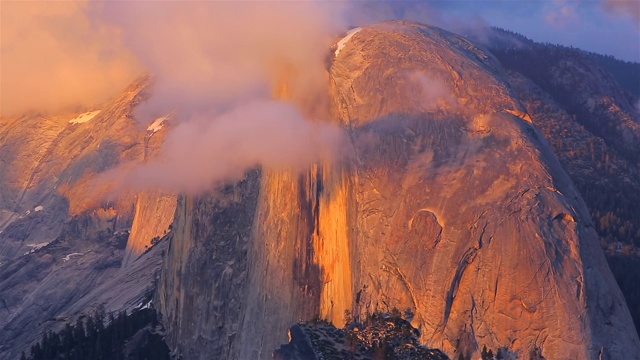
[157,165,354,359]
[156,21,640,360]
[122,189,177,268]
[236,163,354,359]
[157,173,260,360]
[330,21,639,359]
[122,119,178,269]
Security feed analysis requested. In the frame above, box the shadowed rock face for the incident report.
[0,78,177,359]
[157,21,640,360]
[0,77,144,263]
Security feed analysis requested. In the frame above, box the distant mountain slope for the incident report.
[0,78,176,360]
[588,53,640,98]
[482,27,640,97]
[491,44,639,164]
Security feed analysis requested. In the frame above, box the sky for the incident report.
[443,0,640,62]
[353,0,640,63]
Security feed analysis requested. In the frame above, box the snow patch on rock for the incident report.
[135,299,153,310]
[23,242,50,255]
[63,253,84,262]
[27,242,49,249]
[335,27,362,56]
[34,205,44,212]
[69,110,100,124]
[147,115,169,133]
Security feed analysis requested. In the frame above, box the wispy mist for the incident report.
[98,1,346,120]
[603,0,640,23]
[4,0,637,195]
[122,101,346,194]
[0,1,141,116]
[410,72,459,111]
[98,1,350,193]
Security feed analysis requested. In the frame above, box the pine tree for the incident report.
[481,345,494,360]
[31,342,42,360]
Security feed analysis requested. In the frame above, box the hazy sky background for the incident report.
[2,0,638,117]
[455,0,639,62]
[363,0,639,62]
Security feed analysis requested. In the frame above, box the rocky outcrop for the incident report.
[121,189,176,268]
[122,118,178,269]
[156,21,640,360]
[0,77,145,263]
[273,314,450,360]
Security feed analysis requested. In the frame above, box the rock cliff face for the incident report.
[0,78,177,359]
[157,21,640,360]
[156,173,260,360]
[121,189,176,268]
[329,21,639,359]
[121,126,177,269]
[0,77,143,263]
[3,19,637,360]
[477,31,640,332]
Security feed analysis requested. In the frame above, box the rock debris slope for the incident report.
[157,21,640,360]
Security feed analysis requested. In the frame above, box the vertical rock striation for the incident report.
[121,189,177,268]
[157,173,260,360]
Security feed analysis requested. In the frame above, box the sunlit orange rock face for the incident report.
[157,21,639,360]
[329,21,640,359]
[121,189,176,268]
[0,77,176,265]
